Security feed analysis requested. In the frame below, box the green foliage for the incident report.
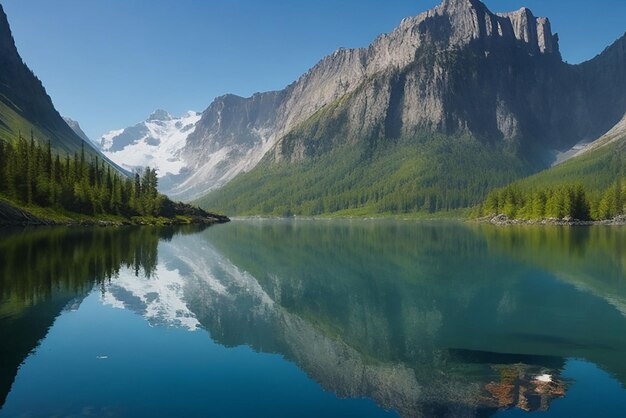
[0,225,208,312]
[482,180,626,221]
[480,130,626,221]
[482,183,596,220]
[198,134,531,216]
[0,135,163,218]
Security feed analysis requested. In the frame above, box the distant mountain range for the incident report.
[98,110,201,191]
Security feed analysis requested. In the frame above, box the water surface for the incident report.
[0,221,625,417]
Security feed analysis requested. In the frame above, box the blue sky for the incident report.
[2,0,625,140]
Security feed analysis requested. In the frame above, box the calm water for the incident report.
[0,220,625,417]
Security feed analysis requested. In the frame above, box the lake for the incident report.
[0,220,625,417]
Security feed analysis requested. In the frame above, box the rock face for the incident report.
[272,1,622,163]
[178,0,624,201]
[178,92,284,199]
[577,33,626,139]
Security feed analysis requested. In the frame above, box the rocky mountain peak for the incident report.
[439,0,488,15]
[148,109,173,121]
[496,7,559,55]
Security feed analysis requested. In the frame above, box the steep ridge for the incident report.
[196,1,625,215]
[0,5,101,157]
[577,32,626,136]
[270,4,622,157]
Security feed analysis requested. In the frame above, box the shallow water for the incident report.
[0,220,625,417]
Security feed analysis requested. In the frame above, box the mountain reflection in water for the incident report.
[1,221,625,417]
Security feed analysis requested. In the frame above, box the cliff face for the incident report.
[186,0,625,203]
[274,2,623,163]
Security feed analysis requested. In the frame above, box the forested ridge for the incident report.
[0,133,227,224]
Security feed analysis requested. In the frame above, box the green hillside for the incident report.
[480,121,626,220]
[197,130,533,217]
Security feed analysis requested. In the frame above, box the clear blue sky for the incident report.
[2,0,625,140]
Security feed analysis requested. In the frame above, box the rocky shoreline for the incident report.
[482,214,626,226]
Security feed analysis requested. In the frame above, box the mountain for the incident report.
[99,110,200,189]
[191,0,625,215]
[63,117,90,143]
[0,5,101,156]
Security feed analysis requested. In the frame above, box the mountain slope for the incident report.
[514,113,626,192]
[0,5,99,156]
[197,130,530,216]
[197,0,626,215]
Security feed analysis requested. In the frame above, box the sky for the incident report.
[2,0,625,140]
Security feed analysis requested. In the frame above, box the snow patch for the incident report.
[99,111,201,177]
[552,141,592,166]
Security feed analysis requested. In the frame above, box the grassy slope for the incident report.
[0,100,54,146]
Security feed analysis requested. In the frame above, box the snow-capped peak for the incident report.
[99,110,201,178]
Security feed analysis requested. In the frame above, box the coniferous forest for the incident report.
[481,181,626,221]
[0,133,224,223]
[479,138,626,221]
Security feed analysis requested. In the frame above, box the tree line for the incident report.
[481,180,626,220]
[0,133,162,217]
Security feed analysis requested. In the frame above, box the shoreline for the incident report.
[0,199,229,228]
[477,214,626,226]
[0,216,230,228]
[231,213,626,227]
